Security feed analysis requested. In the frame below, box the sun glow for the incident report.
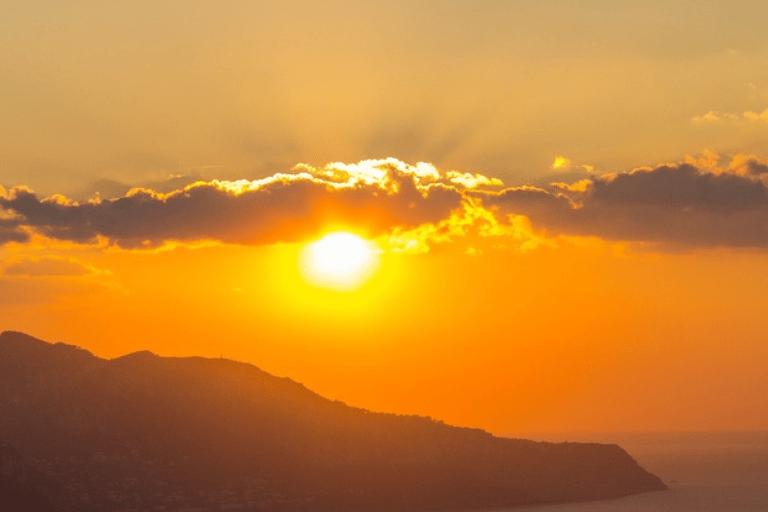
[299,232,380,291]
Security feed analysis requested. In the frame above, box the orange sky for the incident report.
[2,1,768,434]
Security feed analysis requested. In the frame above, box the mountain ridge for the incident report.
[0,330,666,511]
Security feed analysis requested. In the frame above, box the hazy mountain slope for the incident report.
[0,441,62,511]
[0,331,666,511]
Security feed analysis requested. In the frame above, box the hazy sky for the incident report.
[4,0,768,193]
[1,1,767,434]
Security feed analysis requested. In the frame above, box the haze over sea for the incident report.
[476,430,768,512]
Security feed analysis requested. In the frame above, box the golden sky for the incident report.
[2,0,768,434]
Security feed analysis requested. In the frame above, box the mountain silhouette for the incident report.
[0,331,666,511]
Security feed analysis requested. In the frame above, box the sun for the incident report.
[299,232,380,291]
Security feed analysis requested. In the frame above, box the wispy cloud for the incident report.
[3,257,103,278]
[743,109,768,121]
[692,109,768,123]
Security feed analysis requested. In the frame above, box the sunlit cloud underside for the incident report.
[2,154,768,253]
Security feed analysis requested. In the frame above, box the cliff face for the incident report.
[0,331,666,511]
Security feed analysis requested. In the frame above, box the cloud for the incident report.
[0,159,464,249]
[478,157,768,248]
[0,188,30,245]
[70,173,205,202]
[551,179,591,193]
[551,156,572,171]
[0,221,29,245]
[683,149,721,170]
[445,171,504,189]
[587,164,766,212]
[744,160,768,176]
[384,199,548,254]
[692,110,726,123]
[743,109,768,121]
[3,258,99,278]
[692,109,768,123]
[3,156,768,251]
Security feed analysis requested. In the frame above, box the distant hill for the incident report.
[0,330,666,511]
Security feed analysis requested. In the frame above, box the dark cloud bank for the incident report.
[479,163,768,248]
[0,162,462,248]
[2,159,768,250]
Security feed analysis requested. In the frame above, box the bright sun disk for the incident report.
[299,232,379,291]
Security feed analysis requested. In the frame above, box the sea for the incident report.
[478,430,768,512]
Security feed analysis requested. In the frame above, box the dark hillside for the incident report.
[0,331,666,511]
